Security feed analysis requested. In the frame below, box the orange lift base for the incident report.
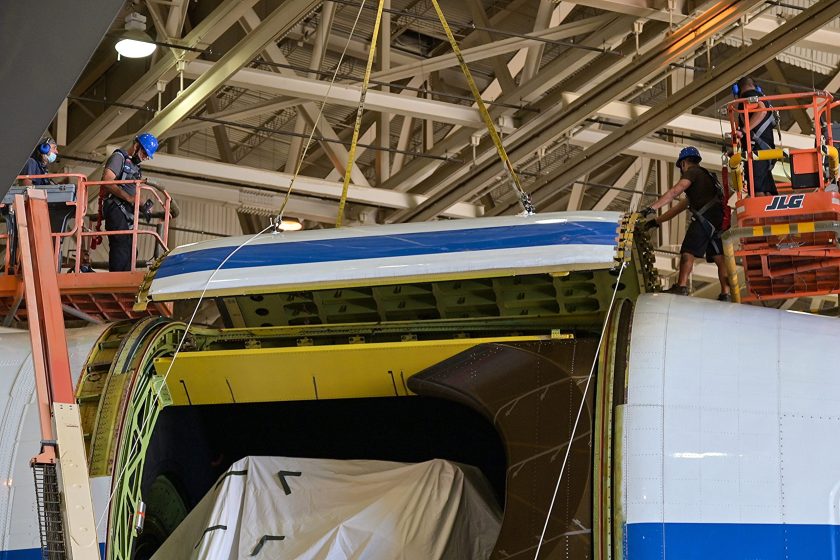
[0,272,168,323]
[731,194,840,303]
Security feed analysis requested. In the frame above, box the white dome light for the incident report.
[115,34,157,58]
[115,13,157,59]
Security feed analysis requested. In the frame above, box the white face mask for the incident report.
[46,152,57,164]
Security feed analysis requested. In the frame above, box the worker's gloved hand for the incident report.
[639,206,655,218]
[643,216,660,231]
[140,199,154,223]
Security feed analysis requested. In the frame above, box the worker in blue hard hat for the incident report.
[19,137,58,186]
[100,132,158,271]
[641,146,731,302]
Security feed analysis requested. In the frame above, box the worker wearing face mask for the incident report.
[100,132,158,271]
[20,137,58,185]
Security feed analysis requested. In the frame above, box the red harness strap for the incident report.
[89,188,107,250]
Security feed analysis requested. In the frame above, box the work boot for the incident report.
[664,285,689,296]
[717,293,732,302]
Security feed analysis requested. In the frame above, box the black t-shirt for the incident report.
[681,165,723,228]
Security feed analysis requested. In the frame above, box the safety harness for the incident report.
[91,149,141,250]
[688,167,728,253]
[741,90,781,150]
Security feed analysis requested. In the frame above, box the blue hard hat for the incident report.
[136,132,159,159]
[676,146,701,167]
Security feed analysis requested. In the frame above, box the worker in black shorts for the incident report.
[641,147,731,302]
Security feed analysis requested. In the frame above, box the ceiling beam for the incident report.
[522,1,573,83]
[205,96,235,163]
[68,0,261,153]
[238,8,370,187]
[765,60,814,135]
[112,97,303,142]
[395,0,763,222]
[71,162,343,224]
[464,0,516,93]
[743,14,840,56]
[379,14,634,214]
[368,14,614,91]
[284,28,481,90]
[571,0,840,55]
[591,159,638,211]
[183,60,510,131]
[142,0,321,139]
[629,157,651,212]
[376,0,392,185]
[284,2,336,175]
[108,151,482,219]
[147,83,814,163]
[298,74,426,179]
[165,0,189,39]
[564,0,685,21]
[559,90,813,148]
[500,0,840,215]
[145,0,173,46]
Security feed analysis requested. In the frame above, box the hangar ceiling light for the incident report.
[115,12,156,59]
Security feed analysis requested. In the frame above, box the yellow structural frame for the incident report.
[154,336,546,406]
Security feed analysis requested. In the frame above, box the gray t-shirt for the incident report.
[104,150,140,197]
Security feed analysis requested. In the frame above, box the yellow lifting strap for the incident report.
[429,0,534,215]
[335,0,534,226]
[336,0,386,227]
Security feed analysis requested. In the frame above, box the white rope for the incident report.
[95,224,272,530]
[533,260,628,559]
[277,0,368,222]
[96,2,372,533]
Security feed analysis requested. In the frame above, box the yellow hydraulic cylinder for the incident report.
[823,145,840,180]
[727,153,744,193]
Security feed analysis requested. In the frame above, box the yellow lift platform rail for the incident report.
[722,91,840,302]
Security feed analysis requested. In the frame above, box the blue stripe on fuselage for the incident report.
[156,220,618,279]
[626,522,840,559]
[0,544,105,559]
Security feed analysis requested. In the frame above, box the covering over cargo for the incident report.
[151,456,501,559]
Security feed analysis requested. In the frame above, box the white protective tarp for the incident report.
[151,456,501,560]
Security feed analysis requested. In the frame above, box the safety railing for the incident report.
[81,179,172,273]
[726,91,835,199]
[1,173,173,274]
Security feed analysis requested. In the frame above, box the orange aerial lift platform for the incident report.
[722,91,840,303]
[0,174,173,323]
